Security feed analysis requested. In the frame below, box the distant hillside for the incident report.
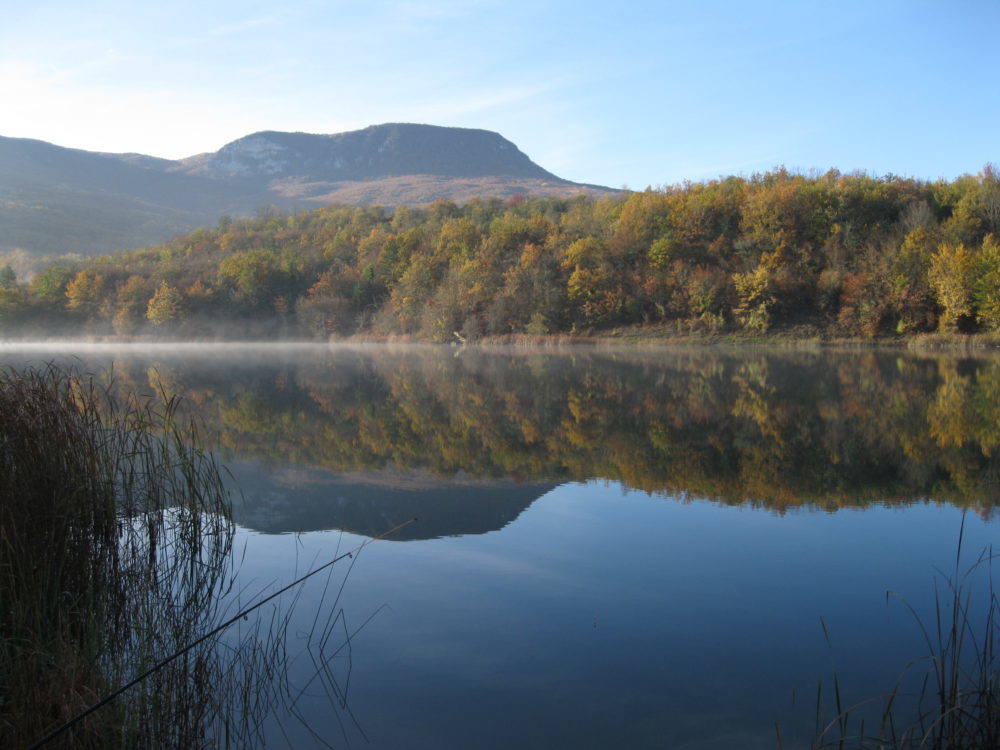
[0,136,261,256]
[0,124,617,257]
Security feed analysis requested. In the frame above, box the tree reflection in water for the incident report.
[86,345,1000,520]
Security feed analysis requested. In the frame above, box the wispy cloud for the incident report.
[378,0,500,22]
[408,81,562,120]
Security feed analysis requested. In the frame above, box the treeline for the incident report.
[3,166,1000,339]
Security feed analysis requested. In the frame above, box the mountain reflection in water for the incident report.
[227,460,556,539]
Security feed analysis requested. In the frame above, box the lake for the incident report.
[3,342,998,749]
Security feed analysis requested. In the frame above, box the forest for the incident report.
[2,166,999,340]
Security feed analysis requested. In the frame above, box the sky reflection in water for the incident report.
[237,483,994,750]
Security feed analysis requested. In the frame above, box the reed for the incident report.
[807,528,1000,749]
[0,363,271,748]
[907,332,1000,351]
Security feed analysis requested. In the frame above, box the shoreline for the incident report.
[3,327,1000,352]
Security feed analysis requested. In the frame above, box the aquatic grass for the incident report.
[1,361,403,748]
[0,363,276,748]
[805,524,1000,750]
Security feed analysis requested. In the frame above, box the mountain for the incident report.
[0,124,617,258]
[179,124,564,182]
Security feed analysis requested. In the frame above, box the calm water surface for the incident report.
[3,343,999,749]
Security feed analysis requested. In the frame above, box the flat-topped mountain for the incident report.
[0,124,616,257]
[179,124,564,182]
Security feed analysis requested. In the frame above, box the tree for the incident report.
[563,237,623,328]
[296,272,356,338]
[888,227,936,333]
[30,265,77,308]
[0,265,16,289]
[685,265,731,329]
[217,250,287,309]
[928,242,976,331]
[732,260,774,331]
[113,275,153,334]
[974,235,1000,331]
[385,251,445,333]
[146,282,184,326]
[433,217,481,264]
[611,189,671,260]
[65,271,106,317]
[488,242,565,334]
[982,166,1000,235]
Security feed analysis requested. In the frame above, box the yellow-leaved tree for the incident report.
[146,282,184,326]
[65,270,106,317]
[928,242,977,331]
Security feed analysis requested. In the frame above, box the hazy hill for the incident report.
[0,136,261,257]
[0,124,616,257]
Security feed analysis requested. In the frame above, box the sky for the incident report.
[1,0,997,189]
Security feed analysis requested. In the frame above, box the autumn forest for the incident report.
[3,166,1000,341]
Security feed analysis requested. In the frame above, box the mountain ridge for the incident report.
[179,123,566,182]
[1,124,617,257]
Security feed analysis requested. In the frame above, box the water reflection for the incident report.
[227,460,555,539]
[4,344,1000,748]
[96,346,1000,519]
[4,345,999,532]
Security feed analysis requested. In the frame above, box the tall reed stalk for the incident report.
[808,529,1000,749]
[0,364,271,748]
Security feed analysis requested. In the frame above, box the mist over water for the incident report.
[0,340,333,355]
[3,343,999,748]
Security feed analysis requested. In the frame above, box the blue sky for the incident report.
[1,0,997,188]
